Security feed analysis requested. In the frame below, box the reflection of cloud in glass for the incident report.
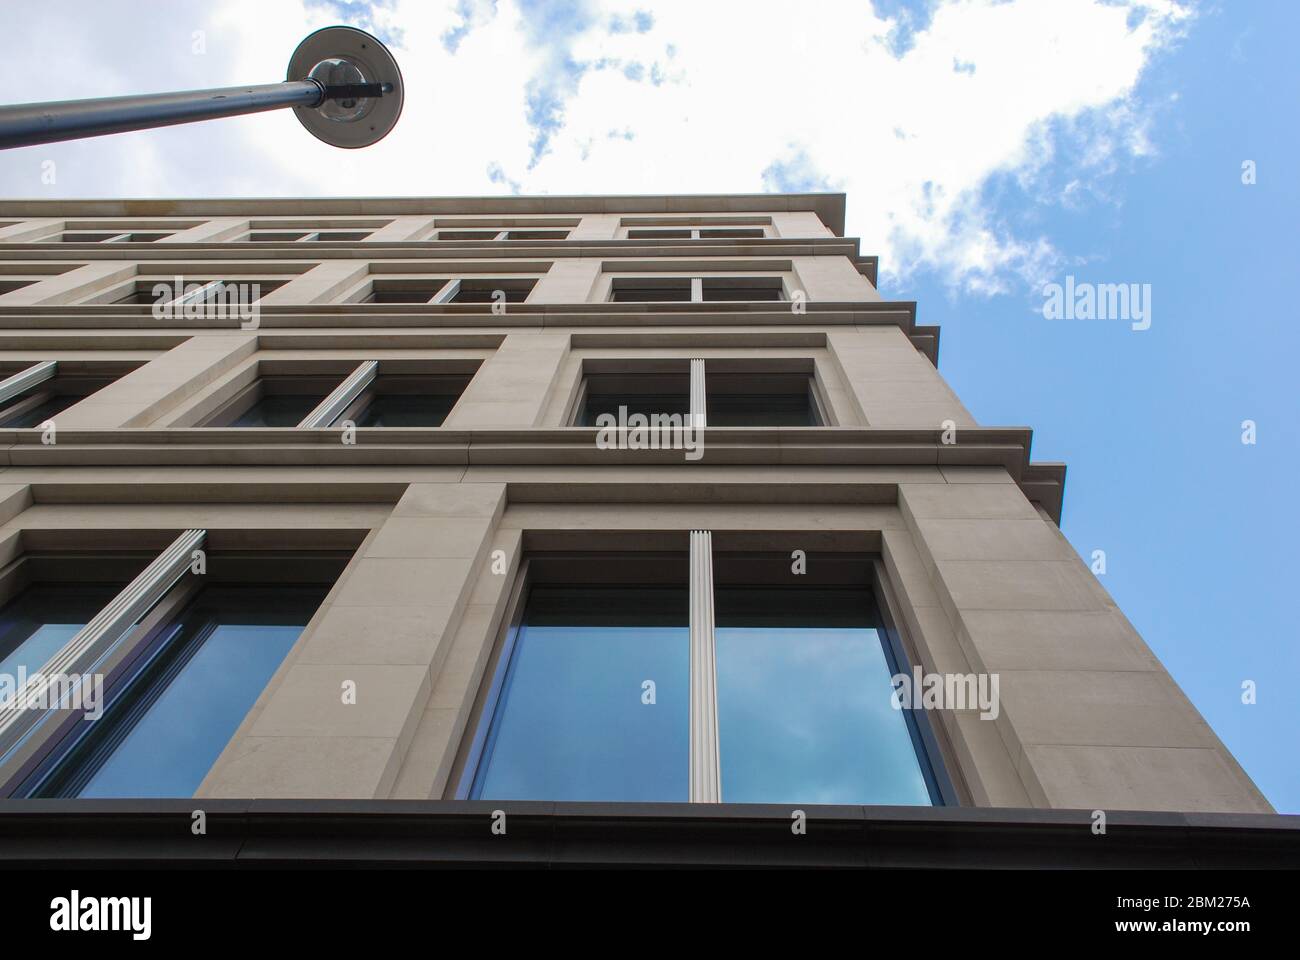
[716,626,931,806]
[475,623,689,802]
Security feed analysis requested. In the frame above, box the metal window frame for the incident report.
[298,361,378,428]
[0,528,206,770]
[455,537,952,807]
[0,360,56,407]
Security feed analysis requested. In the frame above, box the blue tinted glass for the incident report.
[40,586,326,798]
[0,584,123,683]
[473,585,689,801]
[715,587,933,806]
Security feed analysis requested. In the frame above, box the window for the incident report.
[334,371,472,427]
[106,278,286,306]
[624,226,768,240]
[626,229,694,240]
[608,276,786,302]
[32,585,329,798]
[571,360,826,427]
[59,231,174,243]
[609,278,693,302]
[434,229,569,241]
[461,542,945,806]
[202,372,340,427]
[698,228,765,239]
[201,361,476,428]
[4,541,352,799]
[571,364,691,426]
[713,576,931,805]
[244,229,372,242]
[0,584,135,681]
[446,278,537,303]
[706,371,822,426]
[363,277,537,304]
[467,553,689,802]
[700,277,784,301]
[0,361,138,429]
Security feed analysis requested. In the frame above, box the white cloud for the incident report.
[0,0,1193,295]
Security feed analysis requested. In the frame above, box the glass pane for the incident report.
[578,393,691,426]
[473,585,689,801]
[39,585,327,798]
[0,584,123,682]
[0,394,82,428]
[354,394,456,427]
[707,393,817,426]
[715,587,933,806]
[230,394,322,427]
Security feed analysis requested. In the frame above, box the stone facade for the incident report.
[0,194,1269,813]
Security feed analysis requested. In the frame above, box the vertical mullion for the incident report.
[689,529,721,802]
[689,357,707,429]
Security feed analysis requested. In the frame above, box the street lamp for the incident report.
[0,26,403,150]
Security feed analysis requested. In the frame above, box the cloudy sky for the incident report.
[4,0,1297,811]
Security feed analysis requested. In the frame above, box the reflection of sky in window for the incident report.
[77,622,304,798]
[474,622,689,802]
[0,584,121,684]
[716,625,931,806]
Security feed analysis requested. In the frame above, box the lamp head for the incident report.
[288,26,403,148]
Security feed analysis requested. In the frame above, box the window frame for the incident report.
[452,537,962,806]
[0,541,356,798]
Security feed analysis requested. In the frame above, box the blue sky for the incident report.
[3,0,1296,810]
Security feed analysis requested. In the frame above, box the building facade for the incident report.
[0,195,1282,866]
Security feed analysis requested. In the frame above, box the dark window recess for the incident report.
[0,369,128,429]
[338,374,472,428]
[626,229,693,240]
[609,278,692,302]
[448,279,537,303]
[60,231,173,243]
[312,231,371,242]
[436,230,502,240]
[706,373,820,427]
[364,283,446,304]
[246,230,373,242]
[503,230,568,241]
[111,279,284,306]
[0,280,36,296]
[700,277,784,301]
[202,375,341,428]
[698,228,765,239]
[576,371,691,426]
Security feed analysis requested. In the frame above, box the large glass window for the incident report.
[0,363,136,429]
[1,543,353,800]
[33,586,328,799]
[714,586,931,805]
[465,546,942,806]
[471,582,690,802]
[201,364,474,428]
